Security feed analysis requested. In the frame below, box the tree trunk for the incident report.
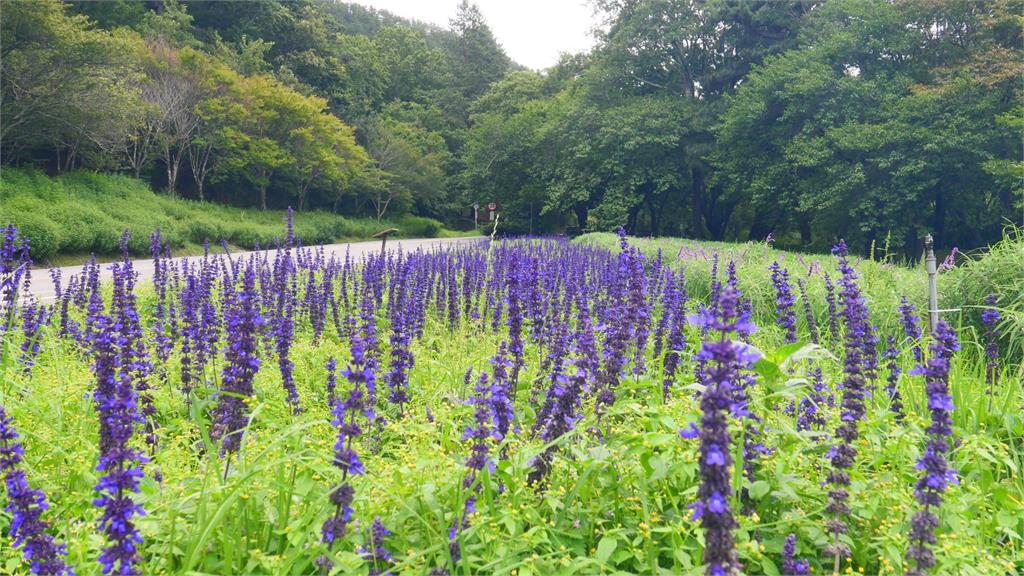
[60,141,78,174]
[189,142,212,202]
[260,186,267,210]
[627,202,640,233]
[573,203,588,231]
[798,216,812,246]
[646,194,659,236]
[690,166,706,239]
[747,209,773,242]
[165,146,183,199]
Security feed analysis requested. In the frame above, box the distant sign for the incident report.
[487,202,497,211]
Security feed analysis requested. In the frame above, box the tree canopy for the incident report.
[1,0,1019,252]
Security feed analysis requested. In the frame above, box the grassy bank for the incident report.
[0,168,452,263]
[576,230,1024,369]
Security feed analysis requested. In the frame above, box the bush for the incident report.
[7,211,62,260]
[398,215,442,238]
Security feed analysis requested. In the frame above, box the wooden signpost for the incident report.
[373,227,399,256]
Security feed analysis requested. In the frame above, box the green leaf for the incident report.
[595,535,618,563]
[748,480,771,500]
[753,358,782,383]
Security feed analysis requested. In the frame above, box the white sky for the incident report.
[354,0,601,70]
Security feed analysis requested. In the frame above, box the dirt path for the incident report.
[26,236,483,302]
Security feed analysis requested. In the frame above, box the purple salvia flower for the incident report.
[796,366,827,433]
[661,270,689,401]
[782,533,809,575]
[84,266,105,349]
[110,234,157,452]
[981,294,1000,409]
[211,265,264,457]
[573,295,600,383]
[529,354,586,484]
[386,260,415,412]
[357,280,381,408]
[905,321,959,576]
[359,517,394,576]
[884,336,904,420]
[1,225,31,338]
[651,269,675,360]
[684,286,759,576]
[487,343,518,444]
[505,263,526,394]
[325,357,338,408]
[532,309,571,406]
[823,273,839,342]
[0,406,74,576]
[19,300,46,375]
[178,276,199,398]
[90,314,148,576]
[57,275,79,342]
[451,371,496,565]
[725,262,752,340]
[861,323,880,388]
[149,230,172,367]
[899,296,923,362]
[623,233,650,375]
[796,279,819,345]
[446,258,460,331]
[769,262,798,344]
[706,253,721,332]
[337,335,374,464]
[275,288,301,412]
[593,236,633,420]
[463,372,496,488]
[318,334,373,570]
[824,240,870,569]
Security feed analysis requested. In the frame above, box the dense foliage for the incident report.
[1,0,512,223]
[0,220,1021,575]
[3,0,1019,251]
[460,0,1022,252]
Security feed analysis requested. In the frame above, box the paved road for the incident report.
[26,236,484,302]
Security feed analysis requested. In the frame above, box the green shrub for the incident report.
[6,211,62,260]
[398,215,442,238]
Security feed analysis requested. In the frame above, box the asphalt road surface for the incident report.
[25,236,484,302]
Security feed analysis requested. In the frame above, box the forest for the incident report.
[1,0,1021,254]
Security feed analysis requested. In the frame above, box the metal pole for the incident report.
[924,233,938,332]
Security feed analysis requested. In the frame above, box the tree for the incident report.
[1,1,144,170]
[189,56,248,201]
[286,106,370,211]
[446,2,511,101]
[363,116,449,219]
[141,40,203,197]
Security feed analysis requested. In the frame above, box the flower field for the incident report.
[1,220,1021,576]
